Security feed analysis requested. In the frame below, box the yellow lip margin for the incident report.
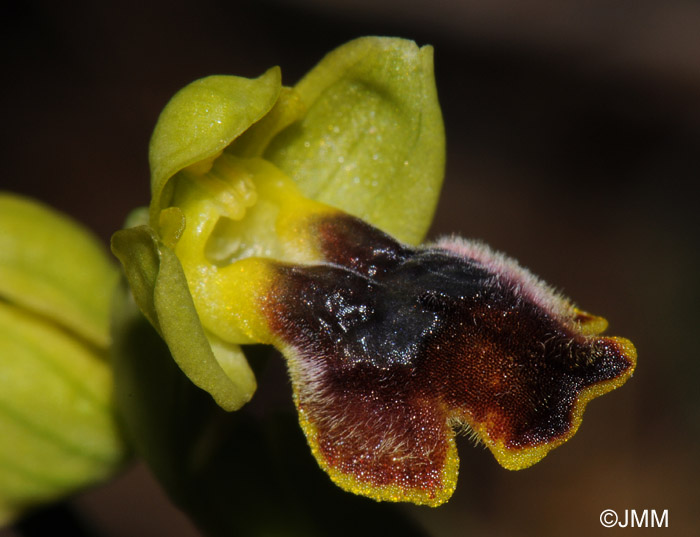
[282,356,460,508]
[474,336,637,471]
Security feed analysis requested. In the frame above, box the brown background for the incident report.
[2,1,699,536]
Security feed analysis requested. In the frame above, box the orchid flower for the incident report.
[112,36,636,508]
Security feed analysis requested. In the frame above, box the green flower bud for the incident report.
[0,193,127,524]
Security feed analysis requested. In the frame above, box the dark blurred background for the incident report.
[2,1,699,535]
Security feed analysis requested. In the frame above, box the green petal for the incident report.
[149,68,282,227]
[0,193,118,347]
[265,37,445,245]
[0,301,125,524]
[111,225,255,411]
[110,225,161,331]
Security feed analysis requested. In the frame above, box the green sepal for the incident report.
[149,67,282,226]
[0,193,118,347]
[111,225,255,411]
[265,36,445,245]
